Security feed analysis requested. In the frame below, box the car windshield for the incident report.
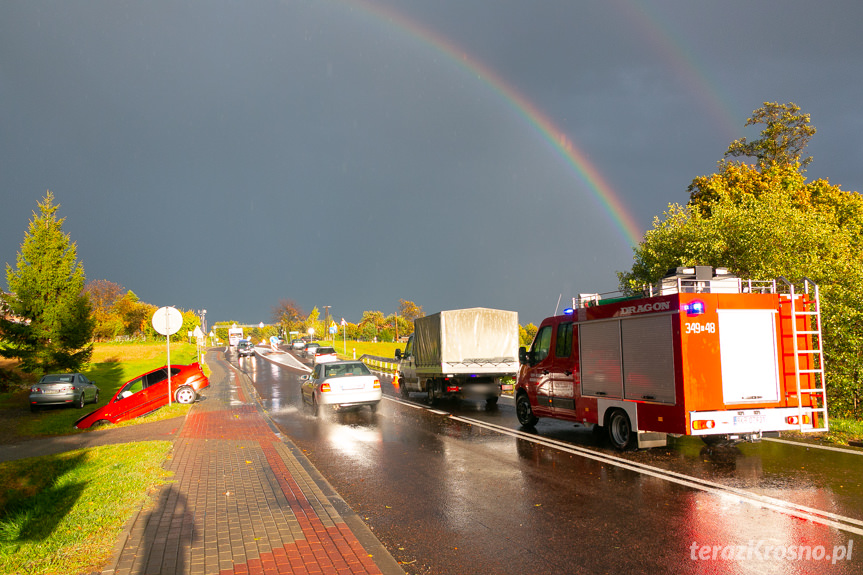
[323,363,371,378]
[41,374,74,383]
[316,348,335,354]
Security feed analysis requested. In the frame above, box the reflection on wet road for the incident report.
[233,350,863,575]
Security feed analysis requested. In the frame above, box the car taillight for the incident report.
[786,415,811,425]
[692,419,715,430]
[320,383,331,393]
[373,379,380,389]
[446,385,460,393]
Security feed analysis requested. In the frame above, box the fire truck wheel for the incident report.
[607,410,637,451]
[516,394,539,427]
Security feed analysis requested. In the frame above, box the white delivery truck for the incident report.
[228,327,244,348]
[394,307,519,406]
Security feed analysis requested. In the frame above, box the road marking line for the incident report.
[381,390,863,535]
[764,437,863,456]
[256,348,311,372]
[448,414,863,536]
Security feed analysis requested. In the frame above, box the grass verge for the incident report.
[780,417,863,447]
[332,340,400,361]
[0,441,173,575]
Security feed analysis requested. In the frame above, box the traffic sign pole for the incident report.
[152,307,183,406]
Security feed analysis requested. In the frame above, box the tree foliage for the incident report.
[271,299,305,336]
[619,105,863,417]
[85,279,125,340]
[398,299,424,322]
[724,101,816,169]
[0,192,94,373]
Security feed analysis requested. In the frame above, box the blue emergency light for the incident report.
[563,308,574,315]
[683,300,706,316]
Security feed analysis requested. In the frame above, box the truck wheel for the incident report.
[427,381,436,405]
[399,375,409,398]
[516,394,539,427]
[607,410,637,451]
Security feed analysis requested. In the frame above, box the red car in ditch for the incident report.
[75,363,209,429]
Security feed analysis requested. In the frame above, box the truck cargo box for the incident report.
[414,308,519,374]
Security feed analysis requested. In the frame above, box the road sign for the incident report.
[152,306,183,336]
[152,306,183,406]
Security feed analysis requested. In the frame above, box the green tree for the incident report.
[271,299,305,338]
[85,279,125,341]
[519,323,538,348]
[303,307,325,340]
[724,101,816,169]
[358,310,387,341]
[398,299,424,322]
[0,192,94,373]
[619,105,863,417]
[114,290,154,338]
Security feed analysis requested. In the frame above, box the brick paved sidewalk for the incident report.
[102,350,403,575]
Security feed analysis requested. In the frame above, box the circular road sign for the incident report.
[152,306,183,336]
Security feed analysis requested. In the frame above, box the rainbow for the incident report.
[335,0,643,247]
[613,0,740,142]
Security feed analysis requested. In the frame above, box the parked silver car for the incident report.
[29,373,99,412]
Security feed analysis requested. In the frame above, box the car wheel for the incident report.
[312,395,319,417]
[76,393,85,409]
[93,390,99,404]
[516,393,539,427]
[607,409,637,451]
[370,402,379,413]
[175,386,197,404]
[30,404,39,413]
[93,419,110,428]
[486,396,499,406]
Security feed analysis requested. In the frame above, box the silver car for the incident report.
[29,373,99,412]
[301,361,382,415]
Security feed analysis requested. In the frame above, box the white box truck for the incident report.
[394,307,519,405]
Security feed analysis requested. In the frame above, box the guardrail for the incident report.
[360,354,398,373]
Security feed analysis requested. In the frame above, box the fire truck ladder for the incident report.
[780,277,829,432]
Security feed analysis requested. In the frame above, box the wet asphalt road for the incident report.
[231,348,863,575]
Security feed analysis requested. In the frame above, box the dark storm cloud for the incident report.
[2,0,862,327]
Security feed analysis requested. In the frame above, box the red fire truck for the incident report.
[515,267,828,450]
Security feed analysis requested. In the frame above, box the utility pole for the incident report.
[323,306,331,341]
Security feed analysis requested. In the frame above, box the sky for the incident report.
[2,0,862,329]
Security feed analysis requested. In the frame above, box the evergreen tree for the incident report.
[0,192,94,373]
